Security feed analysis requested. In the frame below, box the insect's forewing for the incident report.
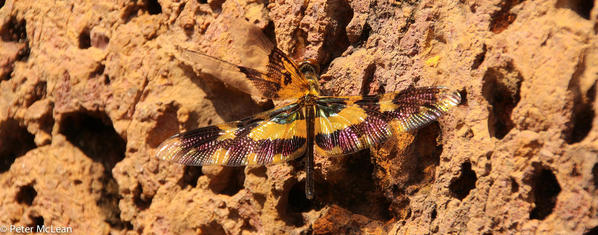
[156,103,307,166]
[314,87,461,156]
[174,17,309,100]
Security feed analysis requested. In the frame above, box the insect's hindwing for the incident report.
[314,87,461,156]
[156,103,308,166]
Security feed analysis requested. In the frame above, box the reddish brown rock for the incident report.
[0,0,597,234]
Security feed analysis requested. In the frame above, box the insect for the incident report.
[156,18,461,200]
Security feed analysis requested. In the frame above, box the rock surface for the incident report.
[1,0,597,234]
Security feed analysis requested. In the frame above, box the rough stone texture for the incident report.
[1,0,597,234]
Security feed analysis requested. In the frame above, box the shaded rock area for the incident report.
[1,0,597,234]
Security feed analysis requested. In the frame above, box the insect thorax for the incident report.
[299,60,321,96]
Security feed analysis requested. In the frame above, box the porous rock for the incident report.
[0,0,597,234]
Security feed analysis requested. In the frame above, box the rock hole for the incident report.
[359,23,372,44]
[104,75,111,85]
[98,172,128,229]
[405,207,412,220]
[556,0,594,20]
[124,222,134,230]
[1,16,27,42]
[288,181,312,213]
[430,207,437,221]
[37,102,54,135]
[0,0,4,9]
[247,166,268,179]
[472,44,487,69]
[326,151,392,222]
[566,77,595,144]
[178,166,203,188]
[121,5,138,22]
[58,111,128,229]
[482,64,522,139]
[59,111,125,171]
[200,221,226,235]
[209,167,245,196]
[219,168,244,196]
[489,0,523,33]
[133,183,153,210]
[469,2,479,13]
[352,22,372,47]
[322,0,353,62]
[91,64,105,78]
[0,64,12,81]
[276,180,306,227]
[197,0,207,4]
[0,16,31,62]
[135,224,144,234]
[449,161,477,200]
[16,43,30,61]
[360,63,377,96]
[143,0,162,15]
[585,226,598,235]
[78,28,91,49]
[16,184,37,206]
[529,168,561,220]
[74,179,82,185]
[121,0,162,23]
[0,119,36,173]
[409,122,443,185]
[209,0,225,13]
[459,88,468,106]
[511,177,519,193]
[27,214,44,228]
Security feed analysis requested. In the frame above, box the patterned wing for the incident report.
[176,47,310,100]
[315,87,461,156]
[173,18,309,100]
[156,103,307,166]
